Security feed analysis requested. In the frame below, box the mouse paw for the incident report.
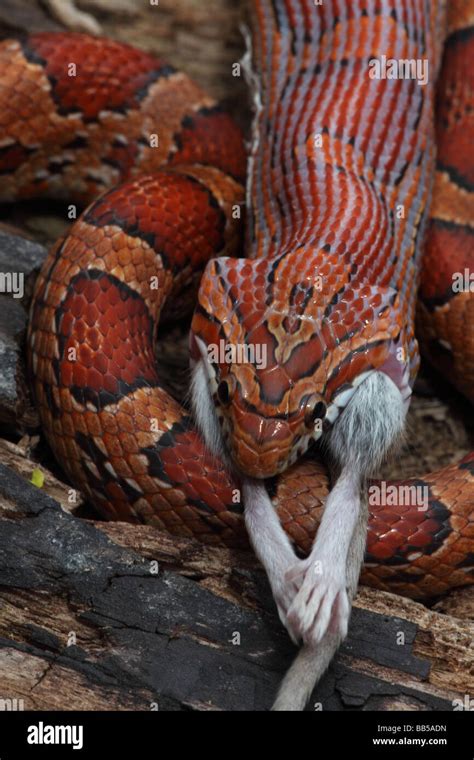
[270,568,302,644]
[285,560,350,646]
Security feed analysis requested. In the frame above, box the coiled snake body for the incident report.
[0,1,472,602]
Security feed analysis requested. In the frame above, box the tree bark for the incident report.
[1,463,472,711]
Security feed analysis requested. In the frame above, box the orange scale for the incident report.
[405,529,433,548]
[101,340,114,360]
[60,361,73,386]
[86,327,101,351]
[372,292,383,308]
[332,358,354,389]
[164,462,188,483]
[72,363,88,387]
[95,238,112,259]
[113,349,127,371]
[122,341,135,359]
[92,352,108,376]
[375,509,403,524]
[78,344,93,369]
[116,414,135,434]
[94,318,108,341]
[100,372,118,395]
[72,277,88,295]
[115,321,129,341]
[121,366,141,385]
[108,330,122,351]
[84,280,101,303]
[381,528,406,550]
[420,517,445,534]
[255,259,268,274]
[198,491,221,511]
[368,540,394,561]
[98,277,110,296]
[225,267,238,285]
[240,264,253,278]
[84,303,99,328]
[106,310,119,329]
[397,520,422,543]
[369,342,389,367]
[183,460,204,478]
[370,516,394,543]
[105,481,126,503]
[175,444,199,462]
[106,286,121,307]
[115,298,131,321]
[239,276,253,292]
[86,365,105,390]
[296,258,311,274]
[402,510,428,526]
[74,322,87,345]
[71,295,85,319]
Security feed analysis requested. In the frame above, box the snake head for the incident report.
[190,253,404,478]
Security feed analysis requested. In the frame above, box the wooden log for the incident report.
[0,463,472,711]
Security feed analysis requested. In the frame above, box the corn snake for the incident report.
[0,0,471,611]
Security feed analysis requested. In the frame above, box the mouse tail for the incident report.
[272,633,341,711]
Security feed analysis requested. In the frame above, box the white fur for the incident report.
[273,371,406,709]
[190,350,229,463]
[242,480,299,637]
[273,498,367,711]
[190,353,407,710]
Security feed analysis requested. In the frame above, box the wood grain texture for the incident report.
[0,464,473,711]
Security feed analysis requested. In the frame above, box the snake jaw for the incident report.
[191,340,320,476]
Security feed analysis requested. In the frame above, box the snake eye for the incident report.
[217,377,235,406]
[303,395,326,429]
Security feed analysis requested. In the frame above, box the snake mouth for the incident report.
[191,323,415,477]
[191,334,395,478]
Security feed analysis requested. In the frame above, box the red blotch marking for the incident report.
[57,273,157,395]
[421,222,474,302]
[85,172,226,271]
[157,427,238,513]
[171,110,246,182]
[27,32,173,120]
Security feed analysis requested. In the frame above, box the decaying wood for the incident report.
[0,0,472,713]
[0,437,83,513]
[0,463,473,711]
